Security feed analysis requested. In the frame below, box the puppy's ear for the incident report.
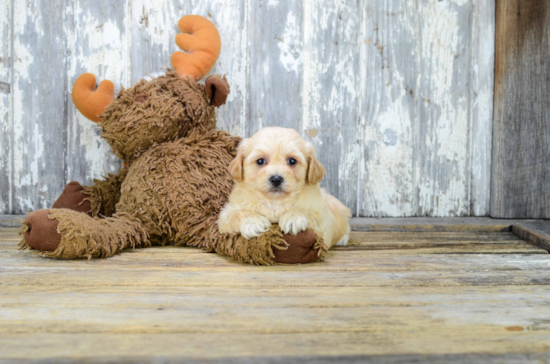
[306,143,325,184]
[229,139,247,182]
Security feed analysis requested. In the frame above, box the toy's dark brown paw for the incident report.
[274,230,320,264]
[22,210,61,252]
[52,181,92,214]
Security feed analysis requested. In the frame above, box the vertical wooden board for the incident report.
[491,0,550,218]
[357,0,418,217]
[11,0,67,213]
[469,0,494,216]
[0,0,11,213]
[65,0,127,185]
[302,0,361,215]
[130,0,248,136]
[247,0,303,134]
[415,0,473,216]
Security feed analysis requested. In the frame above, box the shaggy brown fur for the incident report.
[83,168,128,217]
[19,71,326,265]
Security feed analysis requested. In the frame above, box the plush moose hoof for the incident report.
[52,181,92,214]
[22,210,61,252]
[274,230,320,264]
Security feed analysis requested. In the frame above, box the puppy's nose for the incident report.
[269,175,284,187]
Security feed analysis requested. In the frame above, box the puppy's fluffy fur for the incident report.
[218,127,350,248]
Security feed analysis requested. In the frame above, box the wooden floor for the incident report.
[1,218,550,363]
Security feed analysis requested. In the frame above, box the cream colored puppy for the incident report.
[218,127,350,248]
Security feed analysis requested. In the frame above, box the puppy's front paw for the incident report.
[279,213,308,235]
[240,216,272,239]
[335,234,349,246]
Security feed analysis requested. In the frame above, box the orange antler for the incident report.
[72,73,114,122]
[171,15,221,81]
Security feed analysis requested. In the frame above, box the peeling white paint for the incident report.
[2,0,495,216]
[277,12,301,73]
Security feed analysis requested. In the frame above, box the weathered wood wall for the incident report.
[0,0,495,217]
[491,0,550,219]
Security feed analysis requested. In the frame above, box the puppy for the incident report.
[218,127,350,248]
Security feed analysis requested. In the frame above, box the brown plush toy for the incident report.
[19,15,327,265]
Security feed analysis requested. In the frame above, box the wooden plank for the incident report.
[512,221,550,252]
[2,226,547,254]
[342,231,546,254]
[357,0,493,217]
[65,0,126,185]
[470,0,495,216]
[0,0,11,213]
[415,0,473,217]
[358,0,417,217]
[0,216,24,228]
[491,0,550,218]
[1,285,550,335]
[302,0,360,216]
[130,0,248,136]
[1,332,549,362]
[247,0,303,134]
[11,0,68,213]
[3,244,550,270]
[350,217,516,232]
[3,251,550,287]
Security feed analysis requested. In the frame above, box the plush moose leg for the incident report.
[213,226,327,265]
[20,209,149,259]
[190,213,327,265]
[52,169,128,217]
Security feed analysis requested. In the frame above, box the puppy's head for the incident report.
[229,127,324,197]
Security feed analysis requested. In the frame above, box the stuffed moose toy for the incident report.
[19,15,327,265]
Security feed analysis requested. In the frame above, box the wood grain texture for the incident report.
[303,0,361,216]
[491,0,550,218]
[358,0,418,217]
[0,0,11,213]
[1,227,550,360]
[512,221,550,252]
[65,0,126,185]
[247,0,303,134]
[11,0,68,213]
[470,0,495,216]
[343,231,546,254]
[358,0,494,217]
[350,216,515,232]
[1,1,496,216]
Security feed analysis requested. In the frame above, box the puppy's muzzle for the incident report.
[269,175,284,188]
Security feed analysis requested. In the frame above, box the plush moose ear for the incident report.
[306,143,325,184]
[228,139,247,182]
[205,74,230,107]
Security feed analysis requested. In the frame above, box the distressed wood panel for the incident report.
[358,0,494,217]
[11,0,68,213]
[358,0,418,217]
[247,0,303,133]
[0,0,11,213]
[65,0,127,184]
[1,0,496,216]
[303,0,361,216]
[470,0,495,216]
[491,0,550,219]
[416,0,473,216]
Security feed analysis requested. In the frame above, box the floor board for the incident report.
[0,227,549,362]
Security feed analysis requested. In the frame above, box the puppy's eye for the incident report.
[256,158,266,166]
[288,158,297,166]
